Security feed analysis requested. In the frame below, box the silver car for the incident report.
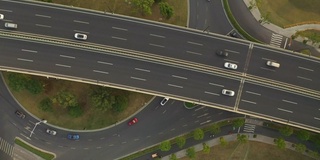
[222,89,235,97]
[74,33,88,40]
[46,129,57,135]
[224,62,237,70]
[0,14,4,20]
[160,97,169,106]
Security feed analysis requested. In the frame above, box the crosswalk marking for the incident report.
[270,33,283,48]
[0,137,14,158]
[243,123,256,133]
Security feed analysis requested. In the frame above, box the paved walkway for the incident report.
[243,0,320,53]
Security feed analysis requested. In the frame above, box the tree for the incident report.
[159,140,171,151]
[186,147,196,159]
[296,130,310,141]
[193,128,204,140]
[274,138,286,149]
[90,86,115,111]
[25,78,44,94]
[175,136,186,148]
[279,126,293,137]
[169,153,177,160]
[38,97,53,112]
[159,2,174,19]
[308,150,320,159]
[209,123,221,134]
[112,95,128,113]
[202,143,210,154]
[132,0,154,15]
[233,118,245,128]
[8,73,28,91]
[154,0,162,3]
[295,143,306,153]
[53,90,78,108]
[220,137,228,146]
[68,105,83,118]
[237,134,248,143]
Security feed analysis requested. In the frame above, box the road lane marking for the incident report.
[130,76,146,81]
[149,43,165,48]
[55,64,71,68]
[58,145,63,148]
[297,76,312,81]
[225,49,240,54]
[35,14,51,18]
[186,51,202,55]
[187,41,203,46]
[197,113,208,118]
[278,108,293,113]
[195,106,205,111]
[109,144,114,146]
[150,34,165,38]
[83,148,89,150]
[121,142,127,144]
[17,58,33,62]
[35,24,51,28]
[73,20,89,24]
[112,36,127,41]
[260,67,275,72]
[21,49,37,53]
[0,9,12,12]
[224,59,239,63]
[315,117,320,121]
[262,57,273,61]
[96,146,102,149]
[60,54,75,59]
[204,91,220,96]
[170,128,175,131]
[182,124,188,127]
[100,137,105,140]
[200,120,211,125]
[134,138,139,141]
[172,75,187,79]
[135,68,150,72]
[168,84,183,88]
[93,70,109,75]
[245,91,261,96]
[70,147,76,149]
[298,66,314,72]
[112,27,128,31]
[194,120,199,123]
[241,99,257,104]
[97,61,113,65]
[73,30,90,34]
[209,82,224,87]
[282,99,297,105]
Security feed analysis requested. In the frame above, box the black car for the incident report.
[216,50,228,57]
[15,110,26,119]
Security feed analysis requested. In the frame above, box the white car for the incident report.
[224,62,237,70]
[46,129,57,135]
[0,14,4,20]
[160,97,169,106]
[74,33,88,40]
[222,89,235,97]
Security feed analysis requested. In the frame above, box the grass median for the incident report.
[15,138,55,160]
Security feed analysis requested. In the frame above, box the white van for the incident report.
[266,60,280,68]
[5,22,17,29]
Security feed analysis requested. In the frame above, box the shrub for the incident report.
[39,98,53,112]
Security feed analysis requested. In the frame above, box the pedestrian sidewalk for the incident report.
[242,0,320,52]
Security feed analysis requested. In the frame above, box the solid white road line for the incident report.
[130,77,146,81]
[0,9,12,12]
[60,54,75,59]
[93,70,109,75]
[282,99,298,105]
[112,27,128,31]
[73,20,89,24]
[297,76,312,81]
[149,43,165,48]
[209,82,224,87]
[135,68,150,72]
[150,34,165,38]
[241,99,257,104]
[245,91,261,96]
[17,58,33,62]
[224,59,239,63]
[298,66,314,72]
[35,14,51,18]
[111,36,127,41]
[168,84,183,88]
[261,57,273,61]
[278,108,293,113]
[186,51,202,55]
[225,49,240,54]
[187,41,203,46]
[21,49,37,53]
[73,30,90,34]
[204,91,220,96]
[314,117,320,121]
[55,64,71,68]
[35,24,51,28]
[260,67,275,72]
[97,61,113,65]
[172,75,187,79]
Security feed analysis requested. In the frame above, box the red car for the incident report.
[128,118,138,126]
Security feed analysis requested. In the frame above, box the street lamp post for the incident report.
[30,119,47,137]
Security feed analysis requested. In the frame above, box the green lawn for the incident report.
[256,0,320,27]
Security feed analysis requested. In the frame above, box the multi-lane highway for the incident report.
[0,0,319,134]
